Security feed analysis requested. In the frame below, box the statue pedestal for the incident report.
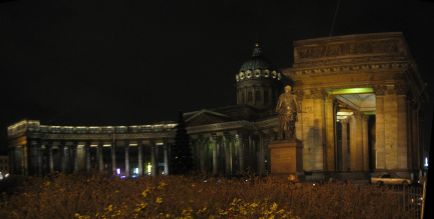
[268,139,303,176]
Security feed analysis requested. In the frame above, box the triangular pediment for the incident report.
[184,110,232,126]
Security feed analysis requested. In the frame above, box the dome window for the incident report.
[246,70,252,79]
[264,70,270,78]
[239,72,245,80]
[254,69,261,78]
[236,75,239,82]
[277,72,282,80]
[271,71,277,78]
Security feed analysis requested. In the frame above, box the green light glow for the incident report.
[363,111,376,115]
[327,87,373,95]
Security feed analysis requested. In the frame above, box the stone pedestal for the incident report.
[269,140,303,175]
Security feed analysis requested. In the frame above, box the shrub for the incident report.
[0,174,411,218]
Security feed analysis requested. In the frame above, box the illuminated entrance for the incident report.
[331,88,376,173]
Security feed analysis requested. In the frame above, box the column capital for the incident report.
[310,88,327,99]
[373,85,387,96]
[340,118,349,124]
[294,89,304,100]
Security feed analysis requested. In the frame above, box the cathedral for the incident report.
[7,32,428,181]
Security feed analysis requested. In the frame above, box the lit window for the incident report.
[246,70,252,79]
[264,70,269,78]
[254,70,261,78]
[271,71,277,78]
[147,163,152,175]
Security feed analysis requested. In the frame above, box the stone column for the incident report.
[28,144,35,175]
[97,142,104,172]
[237,133,245,174]
[69,143,75,173]
[410,102,420,171]
[76,143,86,171]
[230,136,235,175]
[36,144,42,175]
[27,141,34,176]
[218,134,226,175]
[199,137,207,175]
[324,94,336,171]
[244,87,248,104]
[223,135,232,175]
[298,91,319,172]
[252,86,256,105]
[257,133,265,176]
[250,87,254,104]
[341,119,349,171]
[37,145,44,176]
[72,143,79,172]
[138,142,143,176]
[349,112,364,171]
[268,87,273,105]
[163,144,169,175]
[396,86,408,170]
[111,141,116,174]
[125,144,130,177]
[151,142,157,176]
[374,86,386,170]
[85,142,91,171]
[211,136,218,175]
[48,142,54,173]
[236,88,240,104]
[247,135,253,171]
[362,115,369,171]
[384,86,398,170]
[61,143,69,172]
[307,88,326,171]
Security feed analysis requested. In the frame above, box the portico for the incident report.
[286,32,427,179]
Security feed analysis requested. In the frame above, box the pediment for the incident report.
[184,110,232,126]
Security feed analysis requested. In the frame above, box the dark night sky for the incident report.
[1,0,434,154]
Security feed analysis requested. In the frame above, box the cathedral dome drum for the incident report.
[236,43,283,109]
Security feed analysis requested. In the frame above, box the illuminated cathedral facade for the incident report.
[7,32,429,180]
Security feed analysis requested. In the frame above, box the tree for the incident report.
[169,111,194,174]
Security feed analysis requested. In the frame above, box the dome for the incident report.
[239,43,272,72]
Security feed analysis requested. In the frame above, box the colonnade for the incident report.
[11,129,278,177]
[336,114,370,172]
[191,130,273,176]
[237,84,277,107]
[16,140,170,176]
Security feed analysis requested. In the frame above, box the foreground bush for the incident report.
[0,173,410,218]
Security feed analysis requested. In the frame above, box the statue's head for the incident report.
[284,85,292,93]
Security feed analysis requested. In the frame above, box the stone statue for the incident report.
[276,85,299,141]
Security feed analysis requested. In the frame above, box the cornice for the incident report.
[287,61,410,78]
